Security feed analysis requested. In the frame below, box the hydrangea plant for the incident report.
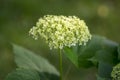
[5,15,120,80]
[29,15,91,80]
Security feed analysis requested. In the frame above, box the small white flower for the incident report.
[29,15,92,49]
[111,63,120,80]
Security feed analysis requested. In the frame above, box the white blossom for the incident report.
[29,15,92,49]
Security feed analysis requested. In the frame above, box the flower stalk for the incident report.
[59,49,62,80]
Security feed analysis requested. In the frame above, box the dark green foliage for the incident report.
[5,69,40,80]
[5,44,59,80]
[64,35,118,67]
[13,44,59,76]
[98,62,112,79]
[64,35,119,79]
[96,75,107,80]
[64,47,79,68]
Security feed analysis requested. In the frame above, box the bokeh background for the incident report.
[0,0,120,80]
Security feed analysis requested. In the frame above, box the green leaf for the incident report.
[64,47,79,67]
[76,36,103,67]
[64,35,118,68]
[5,68,40,80]
[96,75,107,80]
[38,72,59,80]
[78,35,118,67]
[98,62,112,79]
[12,44,59,76]
[95,50,117,65]
[78,35,104,58]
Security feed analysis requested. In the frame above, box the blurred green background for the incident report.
[0,0,120,80]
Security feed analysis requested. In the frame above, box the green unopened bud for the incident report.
[29,15,91,49]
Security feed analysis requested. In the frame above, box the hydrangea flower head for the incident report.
[29,15,91,49]
[111,63,120,80]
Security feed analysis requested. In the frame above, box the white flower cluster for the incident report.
[111,63,120,80]
[29,15,91,49]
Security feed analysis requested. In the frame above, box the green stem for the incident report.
[59,49,62,80]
